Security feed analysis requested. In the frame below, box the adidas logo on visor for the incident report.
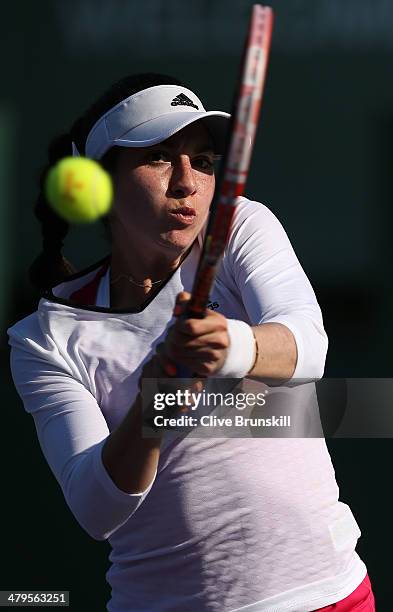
[171,93,199,110]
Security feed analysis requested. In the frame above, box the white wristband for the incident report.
[215,319,257,378]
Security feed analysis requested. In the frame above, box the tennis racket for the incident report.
[170,4,273,378]
[185,4,273,321]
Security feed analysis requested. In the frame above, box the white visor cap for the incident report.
[76,85,230,160]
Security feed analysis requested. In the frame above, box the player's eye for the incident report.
[193,156,215,172]
[147,150,171,163]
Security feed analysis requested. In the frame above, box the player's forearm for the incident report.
[102,393,162,494]
[248,322,297,381]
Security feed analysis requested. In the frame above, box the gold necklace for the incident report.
[110,246,192,289]
[110,273,165,288]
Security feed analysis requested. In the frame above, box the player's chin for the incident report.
[159,228,200,251]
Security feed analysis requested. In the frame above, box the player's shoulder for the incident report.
[8,296,88,375]
[7,300,67,355]
[229,196,287,242]
[7,310,41,346]
[7,261,108,353]
[233,196,281,226]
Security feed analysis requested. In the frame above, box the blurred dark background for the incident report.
[1,0,392,609]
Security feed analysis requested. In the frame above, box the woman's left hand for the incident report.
[158,292,229,377]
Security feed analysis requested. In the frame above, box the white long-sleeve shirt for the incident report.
[8,199,366,611]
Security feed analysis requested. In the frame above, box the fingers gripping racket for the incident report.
[173,5,273,376]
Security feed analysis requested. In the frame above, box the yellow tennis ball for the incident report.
[45,157,113,224]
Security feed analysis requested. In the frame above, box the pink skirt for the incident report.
[314,574,375,611]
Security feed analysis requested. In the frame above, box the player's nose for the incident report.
[168,155,197,199]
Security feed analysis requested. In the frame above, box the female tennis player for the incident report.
[8,73,375,611]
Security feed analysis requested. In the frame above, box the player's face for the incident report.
[109,121,216,258]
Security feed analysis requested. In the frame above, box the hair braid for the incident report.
[29,134,77,291]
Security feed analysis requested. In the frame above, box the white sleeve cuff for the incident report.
[261,316,328,383]
[92,438,157,502]
[66,439,157,541]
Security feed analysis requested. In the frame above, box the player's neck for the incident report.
[109,246,187,309]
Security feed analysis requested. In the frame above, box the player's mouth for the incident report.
[169,206,197,225]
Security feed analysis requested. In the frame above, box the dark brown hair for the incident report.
[29,73,183,291]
